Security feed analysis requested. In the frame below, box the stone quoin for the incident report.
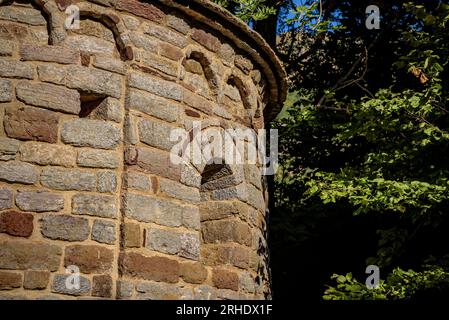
[0,0,287,300]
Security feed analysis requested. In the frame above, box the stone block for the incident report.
[0,210,33,238]
[97,171,117,193]
[0,241,61,271]
[41,215,89,241]
[212,268,239,291]
[72,193,117,218]
[92,275,113,298]
[0,79,12,102]
[41,167,96,191]
[20,142,76,167]
[16,81,80,114]
[16,190,64,212]
[77,149,120,169]
[0,271,22,290]
[23,270,50,290]
[0,161,39,185]
[126,89,178,122]
[0,137,19,161]
[20,44,79,64]
[61,119,121,150]
[0,58,33,79]
[119,252,179,283]
[4,105,59,143]
[64,245,114,273]
[91,220,116,244]
[51,274,90,296]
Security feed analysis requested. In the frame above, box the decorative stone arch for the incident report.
[67,1,134,61]
[183,46,220,97]
[224,73,254,111]
[0,0,66,44]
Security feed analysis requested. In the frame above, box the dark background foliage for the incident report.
[216,0,449,300]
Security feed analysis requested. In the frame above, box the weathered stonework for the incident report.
[0,0,286,300]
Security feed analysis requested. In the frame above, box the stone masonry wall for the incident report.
[0,0,283,300]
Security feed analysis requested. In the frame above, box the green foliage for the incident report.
[212,0,277,22]
[273,1,449,300]
[324,266,449,300]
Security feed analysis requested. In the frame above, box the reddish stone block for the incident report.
[212,268,239,291]
[4,105,59,143]
[0,210,33,238]
[119,252,179,283]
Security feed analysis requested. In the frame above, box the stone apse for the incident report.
[0,0,286,299]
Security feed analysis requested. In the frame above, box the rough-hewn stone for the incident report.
[116,280,134,299]
[97,171,117,193]
[0,210,33,237]
[0,137,19,161]
[200,201,241,221]
[93,55,126,75]
[61,119,121,150]
[20,44,79,64]
[123,193,156,223]
[135,282,180,300]
[183,206,200,230]
[180,232,200,260]
[123,171,151,191]
[16,81,81,114]
[0,161,39,185]
[0,40,14,57]
[167,15,190,35]
[128,72,182,101]
[65,65,122,98]
[146,228,181,255]
[126,89,179,122]
[239,271,256,293]
[124,193,185,228]
[0,188,13,210]
[0,241,61,271]
[159,178,200,203]
[92,275,113,298]
[212,268,239,291]
[0,6,46,26]
[77,149,120,169]
[20,142,76,167]
[41,167,96,191]
[116,0,164,23]
[16,190,64,212]
[72,193,117,218]
[218,43,235,66]
[0,79,12,102]
[23,270,50,290]
[160,42,183,61]
[51,274,90,296]
[126,146,181,181]
[119,252,179,283]
[136,50,178,77]
[122,222,141,248]
[138,118,178,151]
[193,285,217,300]
[235,55,253,74]
[64,245,114,273]
[180,262,207,284]
[0,271,22,290]
[192,29,221,52]
[202,220,251,246]
[91,220,116,244]
[0,59,33,79]
[4,105,59,143]
[89,97,122,123]
[41,215,89,241]
[144,23,186,48]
